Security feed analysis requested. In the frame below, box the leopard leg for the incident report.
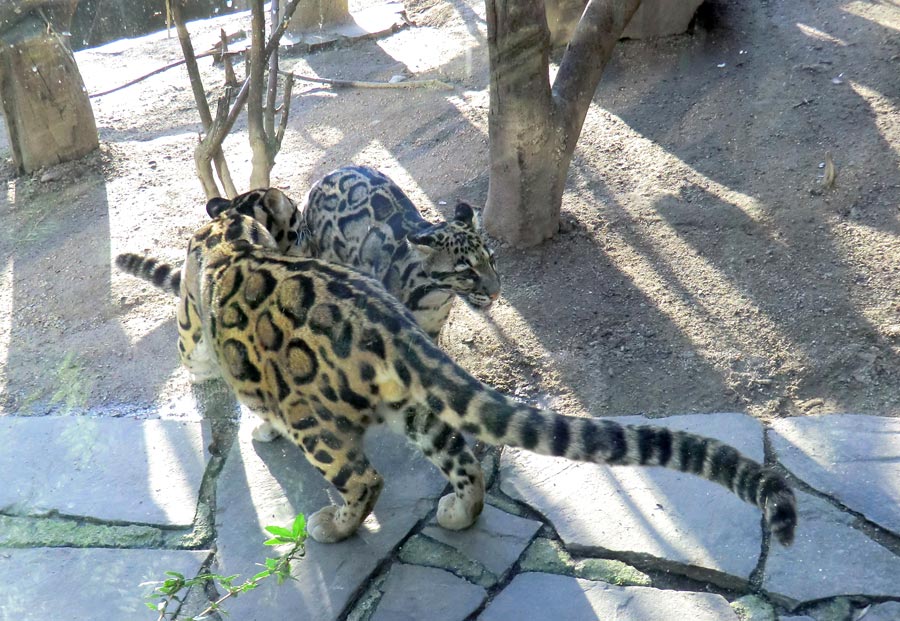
[250,416,280,442]
[406,409,484,531]
[305,443,384,543]
[234,395,281,443]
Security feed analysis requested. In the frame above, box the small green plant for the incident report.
[146,513,307,620]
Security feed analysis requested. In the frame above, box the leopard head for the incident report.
[407,202,500,308]
[206,188,305,255]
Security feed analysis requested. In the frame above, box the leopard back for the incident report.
[173,210,797,546]
[302,166,500,338]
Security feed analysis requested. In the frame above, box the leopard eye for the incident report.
[454,263,471,272]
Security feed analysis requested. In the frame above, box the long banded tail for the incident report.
[115,253,181,295]
[443,392,796,546]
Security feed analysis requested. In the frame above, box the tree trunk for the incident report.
[483,0,642,247]
[288,0,350,32]
[247,0,270,188]
[484,0,562,248]
[0,13,98,174]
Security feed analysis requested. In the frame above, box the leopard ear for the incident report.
[407,226,440,256]
[454,202,475,225]
[206,197,232,219]
[262,188,297,220]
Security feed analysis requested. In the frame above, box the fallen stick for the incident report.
[89,51,217,98]
[279,70,453,91]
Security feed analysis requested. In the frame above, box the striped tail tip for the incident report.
[763,476,797,546]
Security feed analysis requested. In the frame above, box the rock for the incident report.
[859,602,900,621]
[574,557,651,587]
[478,573,739,620]
[763,492,900,604]
[622,0,705,39]
[500,413,768,588]
[0,416,210,525]
[0,515,162,547]
[213,420,447,620]
[732,594,776,621]
[40,167,63,182]
[422,504,542,578]
[371,564,486,621]
[519,537,576,575]
[398,535,493,587]
[770,415,900,533]
[0,547,208,620]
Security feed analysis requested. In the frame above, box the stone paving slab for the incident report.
[0,416,210,525]
[212,419,447,620]
[478,572,739,621]
[371,563,486,621]
[863,602,900,620]
[0,547,208,621]
[763,491,900,604]
[770,414,900,533]
[421,503,542,578]
[500,413,767,586]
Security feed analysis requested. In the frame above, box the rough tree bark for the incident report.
[247,0,268,188]
[0,3,98,174]
[484,0,642,247]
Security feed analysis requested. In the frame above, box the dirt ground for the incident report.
[0,0,898,424]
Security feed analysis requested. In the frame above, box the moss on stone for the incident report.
[574,557,651,587]
[345,573,387,621]
[398,534,495,587]
[0,515,163,548]
[731,594,775,621]
[518,537,575,575]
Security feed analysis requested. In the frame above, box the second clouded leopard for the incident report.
[166,208,797,545]
[294,165,500,339]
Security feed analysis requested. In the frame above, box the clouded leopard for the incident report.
[119,166,500,340]
[294,165,500,339]
[165,209,797,545]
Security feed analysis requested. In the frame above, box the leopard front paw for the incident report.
[308,506,358,543]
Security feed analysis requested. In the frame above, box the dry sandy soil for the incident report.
[0,0,898,425]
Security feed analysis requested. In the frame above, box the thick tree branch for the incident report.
[552,0,641,151]
[194,0,302,193]
[247,0,268,187]
[264,0,280,141]
[171,1,236,197]
[274,74,294,153]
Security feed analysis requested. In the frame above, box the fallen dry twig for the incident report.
[279,70,453,91]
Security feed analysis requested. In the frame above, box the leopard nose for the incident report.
[490,291,499,301]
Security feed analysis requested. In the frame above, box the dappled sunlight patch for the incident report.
[570,188,807,377]
[841,1,900,33]
[143,419,208,527]
[446,90,489,135]
[795,22,848,46]
[499,442,762,584]
[827,220,900,343]
[351,139,440,216]
[848,81,900,157]
[0,258,11,401]
[377,25,482,75]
